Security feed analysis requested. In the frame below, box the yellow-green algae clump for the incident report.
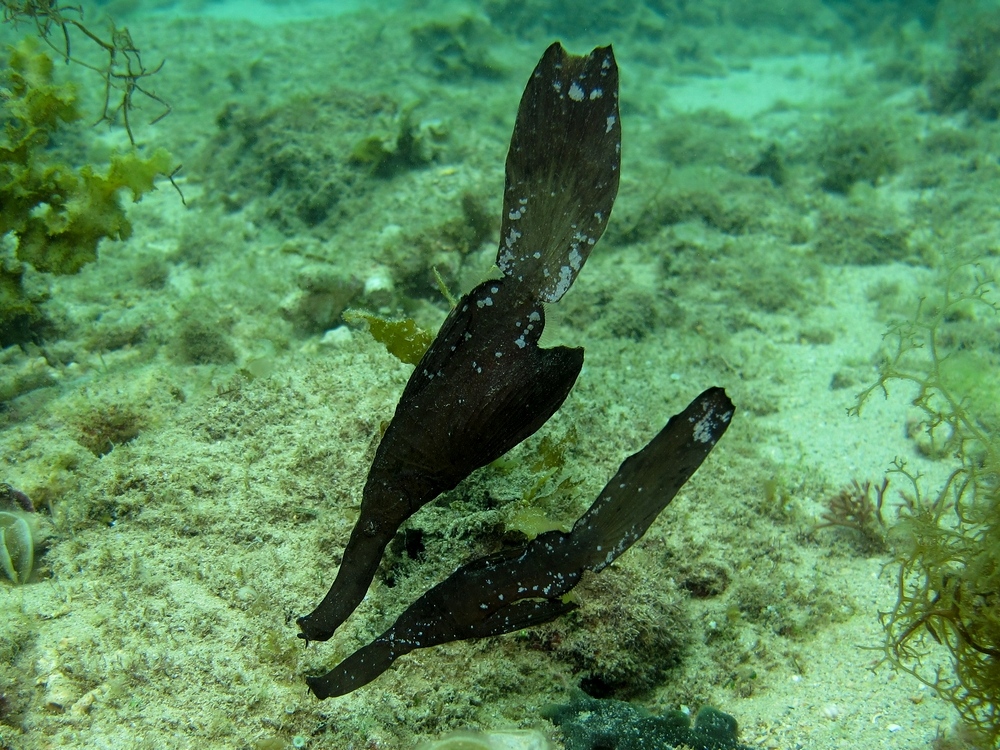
[1,38,172,342]
[854,266,1000,744]
[345,310,434,365]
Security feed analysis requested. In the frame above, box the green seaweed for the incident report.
[853,265,1000,743]
[928,13,1000,120]
[409,14,505,81]
[1,0,170,143]
[348,105,444,177]
[345,310,433,366]
[13,146,174,275]
[0,38,173,344]
[818,120,900,194]
[175,316,237,366]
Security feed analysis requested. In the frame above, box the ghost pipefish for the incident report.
[296,41,622,644]
[306,387,734,699]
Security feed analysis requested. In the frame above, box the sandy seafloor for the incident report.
[1,0,999,748]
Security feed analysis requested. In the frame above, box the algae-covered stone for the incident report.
[543,692,755,750]
[818,122,900,194]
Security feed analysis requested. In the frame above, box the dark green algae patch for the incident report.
[544,692,755,750]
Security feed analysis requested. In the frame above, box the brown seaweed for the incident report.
[297,42,621,644]
[306,387,734,699]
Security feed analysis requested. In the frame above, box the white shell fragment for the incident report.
[0,510,34,585]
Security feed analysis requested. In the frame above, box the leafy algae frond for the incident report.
[1,38,173,345]
[343,310,433,366]
[853,265,1000,743]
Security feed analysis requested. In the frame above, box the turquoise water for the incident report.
[1,2,998,748]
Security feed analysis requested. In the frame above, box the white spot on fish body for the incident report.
[589,88,603,99]
[568,247,582,270]
[568,81,585,101]
[693,411,721,443]
[606,115,616,133]
[550,265,574,300]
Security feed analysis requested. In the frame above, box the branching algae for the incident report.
[297,43,733,699]
[854,267,1000,743]
[1,0,170,144]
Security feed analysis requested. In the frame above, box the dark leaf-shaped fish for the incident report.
[297,279,582,642]
[305,387,734,699]
[569,386,735,573]
[498,42,621,303]
[297,42,622,644]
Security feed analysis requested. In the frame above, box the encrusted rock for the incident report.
[42,670,81,712]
